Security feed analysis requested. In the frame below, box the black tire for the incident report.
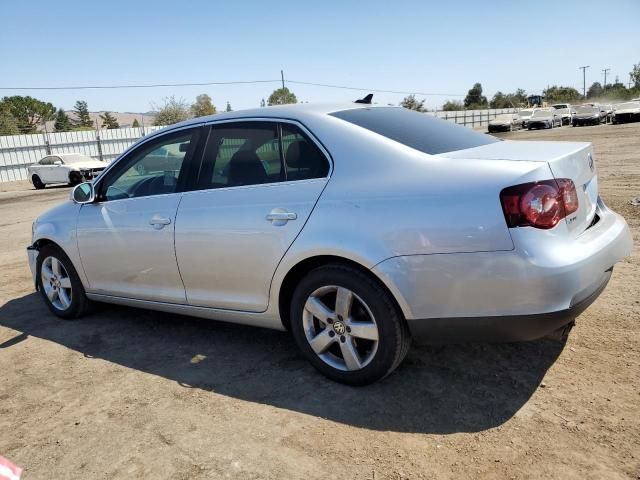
[32,174,45,190]
[290,264,411,386]
[68,171,83,186]
[36,244,91,320]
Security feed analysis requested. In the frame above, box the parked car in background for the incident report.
[572,105,606,126]
[551,104,573,125]
[612,101,640,124]
[600,104,614,123]
[28,103,632,385]
[487,113,521,133]
[28,153,107,190]
[518,108,536,128]
[527,109,562,130]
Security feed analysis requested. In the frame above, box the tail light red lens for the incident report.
[500,179,579,229]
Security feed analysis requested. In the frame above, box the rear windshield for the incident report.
[330,107,498,155]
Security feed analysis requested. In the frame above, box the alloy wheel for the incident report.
[41,256,73,311]
[302,285,379,371]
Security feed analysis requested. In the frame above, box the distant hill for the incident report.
[43,111,157,132]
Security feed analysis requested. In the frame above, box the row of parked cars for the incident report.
[487,99,640,133]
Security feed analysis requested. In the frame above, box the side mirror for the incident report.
[71,182,95,204]
[53,160,63,166]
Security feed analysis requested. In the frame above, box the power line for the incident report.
[0,77,468,97]
[0,79,282,91]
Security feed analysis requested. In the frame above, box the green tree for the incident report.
[603,78,630,100]
[267,87,297,106]
[489,91,508,109]
[153,96,190,126]
[543,85,581,104]
[463,83,488,109]
[587,82,604,99]
[191,94,216,117]
[54,108,73,132]
[73,100,93,128]
[132,118,140,128]
[0,95,56,133]
[400,94,426,112]
[441,100,464,111]
[490,89,528,109]
[225,101,232,112]
[99,111,120,129]
[0,101,20,135]
[630,62,640,89]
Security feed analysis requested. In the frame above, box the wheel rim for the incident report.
[41,256,72,311]
[302,285,379,372]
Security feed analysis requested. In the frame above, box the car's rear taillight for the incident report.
[500,179,579,229]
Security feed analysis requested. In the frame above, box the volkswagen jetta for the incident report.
[27,103,632,385]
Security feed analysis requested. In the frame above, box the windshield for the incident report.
[532,110,551,118]
[519,109,533,116]
[330,107,498,155]
[552,104,568,109]
[493,114,512,122]
[575,106,597,114]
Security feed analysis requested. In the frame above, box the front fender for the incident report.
[31,201,88,287]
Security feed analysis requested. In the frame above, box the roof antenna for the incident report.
[355,93,373,104]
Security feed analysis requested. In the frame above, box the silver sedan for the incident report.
[28,103,632,385]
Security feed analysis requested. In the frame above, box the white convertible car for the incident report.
[28,153,107,189]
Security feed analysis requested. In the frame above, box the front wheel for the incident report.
[68,171,83,186]
[290,264,411,385]
[32,174,45,190]
[36,244,91,319]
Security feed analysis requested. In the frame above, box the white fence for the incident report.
[0,126,165,183]
[432,108,519,128]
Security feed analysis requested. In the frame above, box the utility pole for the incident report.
[601,68,610,88]
[579,65,590,97]
[280,70,285,90]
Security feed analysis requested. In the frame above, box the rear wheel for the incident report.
[32,174,45,190]
[290,264,410,385]
[36,244,91,319]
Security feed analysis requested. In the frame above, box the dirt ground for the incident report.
[1,123,638,480]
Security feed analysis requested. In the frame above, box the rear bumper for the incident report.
[373,201,632,344]
[406,268,611,344]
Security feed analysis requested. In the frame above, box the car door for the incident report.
[76,127,203,303]
[50,156,69,183]
[175,120,330,312]
[35,156,54,183]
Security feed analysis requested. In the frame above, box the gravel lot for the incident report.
[1,123,638,479]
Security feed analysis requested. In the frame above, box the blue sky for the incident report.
[1,0,639,112]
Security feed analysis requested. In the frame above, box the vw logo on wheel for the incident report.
[332,320,346,335]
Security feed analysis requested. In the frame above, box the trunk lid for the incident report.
[438,140,598,237]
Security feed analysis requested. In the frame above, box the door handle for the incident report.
[149,215,171,229]
[266,209,297,226]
